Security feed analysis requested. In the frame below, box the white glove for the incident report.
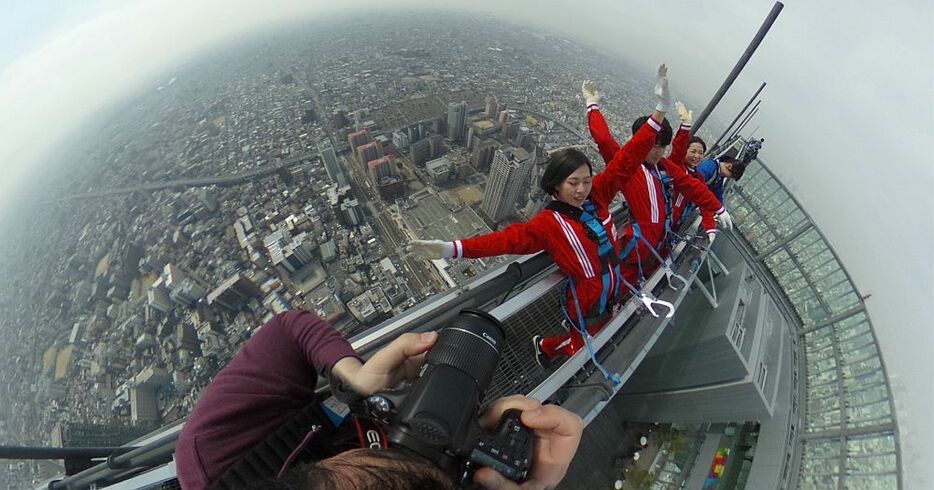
[582,80,601,107]
[715,209,733,230]
[654,63,670,113]
[707,231,717,245]
[675,101,692,125]
[407,240,454,259]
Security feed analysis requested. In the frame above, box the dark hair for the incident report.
[720,156,748,181]
[730,160,748,181]
[631,116,673,146]
[247,448,458,489]
[688,136,707,153]
[540,148,592,195]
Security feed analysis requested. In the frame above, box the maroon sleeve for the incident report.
[175,311,358,490]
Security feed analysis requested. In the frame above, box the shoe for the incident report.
[532,335,556,370]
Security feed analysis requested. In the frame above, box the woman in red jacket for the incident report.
[409,65,672,366]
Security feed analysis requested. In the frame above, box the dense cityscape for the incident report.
[0,13,718,487]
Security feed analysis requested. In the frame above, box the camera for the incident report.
[351,309,534,484]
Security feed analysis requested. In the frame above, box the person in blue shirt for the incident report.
[694,155,747,204]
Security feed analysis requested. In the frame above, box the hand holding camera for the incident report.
[338,310,584,488]
[474,395,584,490]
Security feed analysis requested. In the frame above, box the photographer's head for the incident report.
[250,448,457,490]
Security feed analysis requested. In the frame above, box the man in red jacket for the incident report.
[582,81,732,286]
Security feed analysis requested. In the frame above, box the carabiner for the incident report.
[663,259,689,290]
[638,293,675,318]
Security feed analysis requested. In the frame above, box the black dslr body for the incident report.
[356,309,533,483]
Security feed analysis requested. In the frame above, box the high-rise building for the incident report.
[347,130,371,156]
[368,156,405,200]
[410,139,431,167]
[206,273,262,312]
[50,422,150,475]
[502,118,521,141]
[515,126,533,151]
[340,197,364,226]
[484,96,498,118]
[407,125,421,144]
[317,141,346,187]
[471,139,499,170]
[391,130,410,150]
[263,230,316,275]
[356,141,382,165]
[428,134,444,159]
[447,101,467,143]
[162,264,208,307]
[481,147,533,223]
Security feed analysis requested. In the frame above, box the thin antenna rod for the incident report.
[727,101,762,142]
[732,107,761,140]
[692,1,784,133]
[710,85,764,153]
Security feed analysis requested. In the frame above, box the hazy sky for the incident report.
[0,0,931,485]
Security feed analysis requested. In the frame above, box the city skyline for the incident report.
[0,2,930,488]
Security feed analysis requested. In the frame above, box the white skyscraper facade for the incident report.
[481,147,532,223]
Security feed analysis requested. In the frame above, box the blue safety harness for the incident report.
[548,199,651,385]
[619,164,677,284]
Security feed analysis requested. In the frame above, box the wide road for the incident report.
[53,151,318,202]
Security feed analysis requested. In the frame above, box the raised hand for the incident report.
[582,80,601,107]
[654,63,670,113]
[675,101,692,125]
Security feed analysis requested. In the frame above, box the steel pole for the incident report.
[692,1,784,133]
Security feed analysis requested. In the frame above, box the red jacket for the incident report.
[587,107,723,269]
[454,113,662,317]
[668,126,716,236]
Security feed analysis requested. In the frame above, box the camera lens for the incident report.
[425,309,505,395]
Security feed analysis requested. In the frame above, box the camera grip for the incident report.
[468,409,534,482]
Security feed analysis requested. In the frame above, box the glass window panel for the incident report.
[837,312,868,329]
[847,454,897,474]
[846,385,889,406]
[836,321,871,343]
[847,433,896,455]
[807,343,836,362]
[806,323,834,339]
[847,399,891,423]
[840,344,878,365]
[810,355,837,374]
[790,229,822,251]
[838,332,873,352]
[845,474,898,490]
[805,440,842,458]
[798,474,839,488]
[807,408,842,430]
[808,396,840,414]
[814,268,846,290]
[802,456,840,474]
[843,369,885,391]
[808,378,839,399]
[828,292,859,314]
[849,415,894,429]
[808,369,839,387]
